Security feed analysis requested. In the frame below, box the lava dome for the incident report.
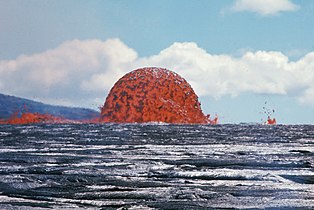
[100,67,209,124]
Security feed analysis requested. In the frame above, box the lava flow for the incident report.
[0,111,63,125]
[100,67,215,124]
[0,111,100,125]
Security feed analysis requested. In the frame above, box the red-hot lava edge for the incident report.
[1,67,219,125]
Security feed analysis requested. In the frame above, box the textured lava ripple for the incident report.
[100,67,209,124]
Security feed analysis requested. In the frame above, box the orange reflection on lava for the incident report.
[0,111,102,125]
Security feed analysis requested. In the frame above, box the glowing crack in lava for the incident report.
[100,67,217,124]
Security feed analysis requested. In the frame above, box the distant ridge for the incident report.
[0,93,99,120]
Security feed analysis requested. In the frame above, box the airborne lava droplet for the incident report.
[100,67,213,124]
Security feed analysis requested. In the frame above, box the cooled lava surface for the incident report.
[100,67,211,124]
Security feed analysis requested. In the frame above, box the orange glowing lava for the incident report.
[100,67,214,124]
[266,116,276,125]
[0,111,62,125]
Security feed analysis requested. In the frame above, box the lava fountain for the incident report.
[100,67,216,124]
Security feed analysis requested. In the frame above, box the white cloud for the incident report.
[0,38,137,108]
[1,38,314,109]
[232,0,299,16]
[133,42,314,105]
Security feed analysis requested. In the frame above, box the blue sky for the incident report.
[1,0,314,124]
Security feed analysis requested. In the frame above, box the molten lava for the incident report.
[266,116,276,125]
[0,111,62,125]
[100,67,213,124]
[0,111,100,125]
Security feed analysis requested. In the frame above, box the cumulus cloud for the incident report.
[0,38,137,108]
[232,0,299,16]
[1,38,314,109]
[133,42,314,106]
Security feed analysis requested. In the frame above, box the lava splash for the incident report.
[267,116,277,125]
[100,67,213,124]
